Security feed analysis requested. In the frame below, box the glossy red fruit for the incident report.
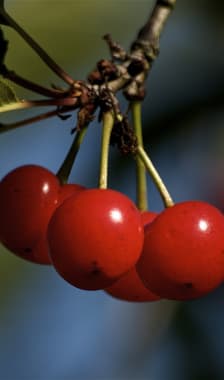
[141,210,158,226]
[105,267,160,302]
[0,165,60,264]
[0,165,84,264]
[137,201,224,300]
[47,188,144,290]
[105,210,160,302]
[58,183,85,204]
[29,183,85,264]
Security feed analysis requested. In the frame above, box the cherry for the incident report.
[0,165,84,264]
[141,210,158,226]
[58,183,85,204]
[105,266,160,302]
[47,188,144,290]
[137,201,224,300]
[0,165,59,264]
[105,210,160,302]
[29,184,85,264]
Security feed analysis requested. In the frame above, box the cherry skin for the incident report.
[137,201,224,300]
[105,267,160,302]
[141,210,158,226]
[58,183,85,204]
[0,165,84,264]
[30,183,85,264]
[105,210,160,302]
[47,188,144,290]
[0,165,59,264]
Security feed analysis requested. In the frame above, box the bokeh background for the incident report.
[1,0,224,379]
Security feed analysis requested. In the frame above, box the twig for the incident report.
[0,0,177,128]
[0,109,68,133]
[132,0,176,59]
[105,0,176,98]
[2,66,66,98]
[0,97,77,113]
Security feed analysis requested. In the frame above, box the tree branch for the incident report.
[133,0,176,48]
[106,0,177,99]
[0,0,177,129]
[2,66,67,98]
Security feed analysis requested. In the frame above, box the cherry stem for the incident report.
[0,9,74,85]
[57,126,88,185]
[131,101,148,211]
[137,146,174,208]
[98,111,114,189]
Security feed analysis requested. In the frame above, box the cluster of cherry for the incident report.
[0,164,224,302]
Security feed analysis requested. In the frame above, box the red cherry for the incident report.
[0,165,84,264]
[141,210,158,225]
[29,184,85,264]
[58,183,85,204]
[47,188,144,290]
[137,201,224,300]
[0,165,60,264]
[105,210,160,302]
[105,267,160,302]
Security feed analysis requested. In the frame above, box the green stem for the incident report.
[57,126,88,184]
[137,145,174,208]
[131,101,148,211]
[98,111,114,189]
